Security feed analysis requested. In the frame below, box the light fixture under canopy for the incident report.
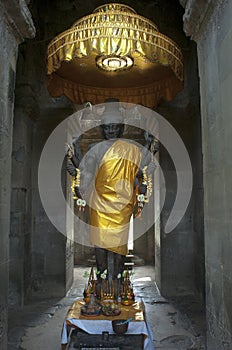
[46,3,184,108]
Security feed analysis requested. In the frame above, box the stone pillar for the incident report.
[9,107,34,306]
[181,0,232,348]
[0,0,35,348]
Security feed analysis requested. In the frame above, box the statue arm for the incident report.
[140,132,159,175]
[78,142,101,199]
[79,153,96,199]
[65,140,99,204]
[65,141,84,200]
[133,138,159,217]
[135,169,147,194]
[144,131,159,156]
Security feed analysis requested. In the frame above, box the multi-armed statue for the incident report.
[66,99,158,299]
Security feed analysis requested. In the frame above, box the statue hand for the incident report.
[74,187,86,211]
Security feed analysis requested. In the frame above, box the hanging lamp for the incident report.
[46,3,184,108]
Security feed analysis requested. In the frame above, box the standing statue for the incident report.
[66,99,158,289]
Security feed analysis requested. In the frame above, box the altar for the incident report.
[61,299,154,350]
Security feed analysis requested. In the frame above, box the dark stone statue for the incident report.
[66,99,158,285]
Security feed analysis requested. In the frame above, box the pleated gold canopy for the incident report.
[46,3,184,108]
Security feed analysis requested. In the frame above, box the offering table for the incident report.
[61,299,154,350]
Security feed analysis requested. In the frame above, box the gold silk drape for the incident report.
[89,139,142,255]
[46,3,184,108]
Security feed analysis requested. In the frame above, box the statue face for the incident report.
[101,123,124,140]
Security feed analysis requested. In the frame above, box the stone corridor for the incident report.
[2,1,232,349]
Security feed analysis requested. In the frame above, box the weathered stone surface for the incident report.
[193,0,232,348]
[0,0,35,42]
[160,334,194,347]
[0,303,7,350]
[0,0,35,346]
[181,0,224,40]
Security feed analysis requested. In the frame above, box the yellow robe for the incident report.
[89,139,142,255]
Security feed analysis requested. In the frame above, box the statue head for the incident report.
[100,98,124,140]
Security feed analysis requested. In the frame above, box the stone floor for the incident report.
[8,265,206,350]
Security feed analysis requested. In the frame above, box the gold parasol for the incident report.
[46,3,184,108]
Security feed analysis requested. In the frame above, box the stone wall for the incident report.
[30,107,74,299]
[181,0,232,348]
[0,0,35,347]
[144,1,204,297]
[156,40,203,296]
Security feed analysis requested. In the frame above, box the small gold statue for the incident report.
[83,267,97,303]
[120,269,135,306]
